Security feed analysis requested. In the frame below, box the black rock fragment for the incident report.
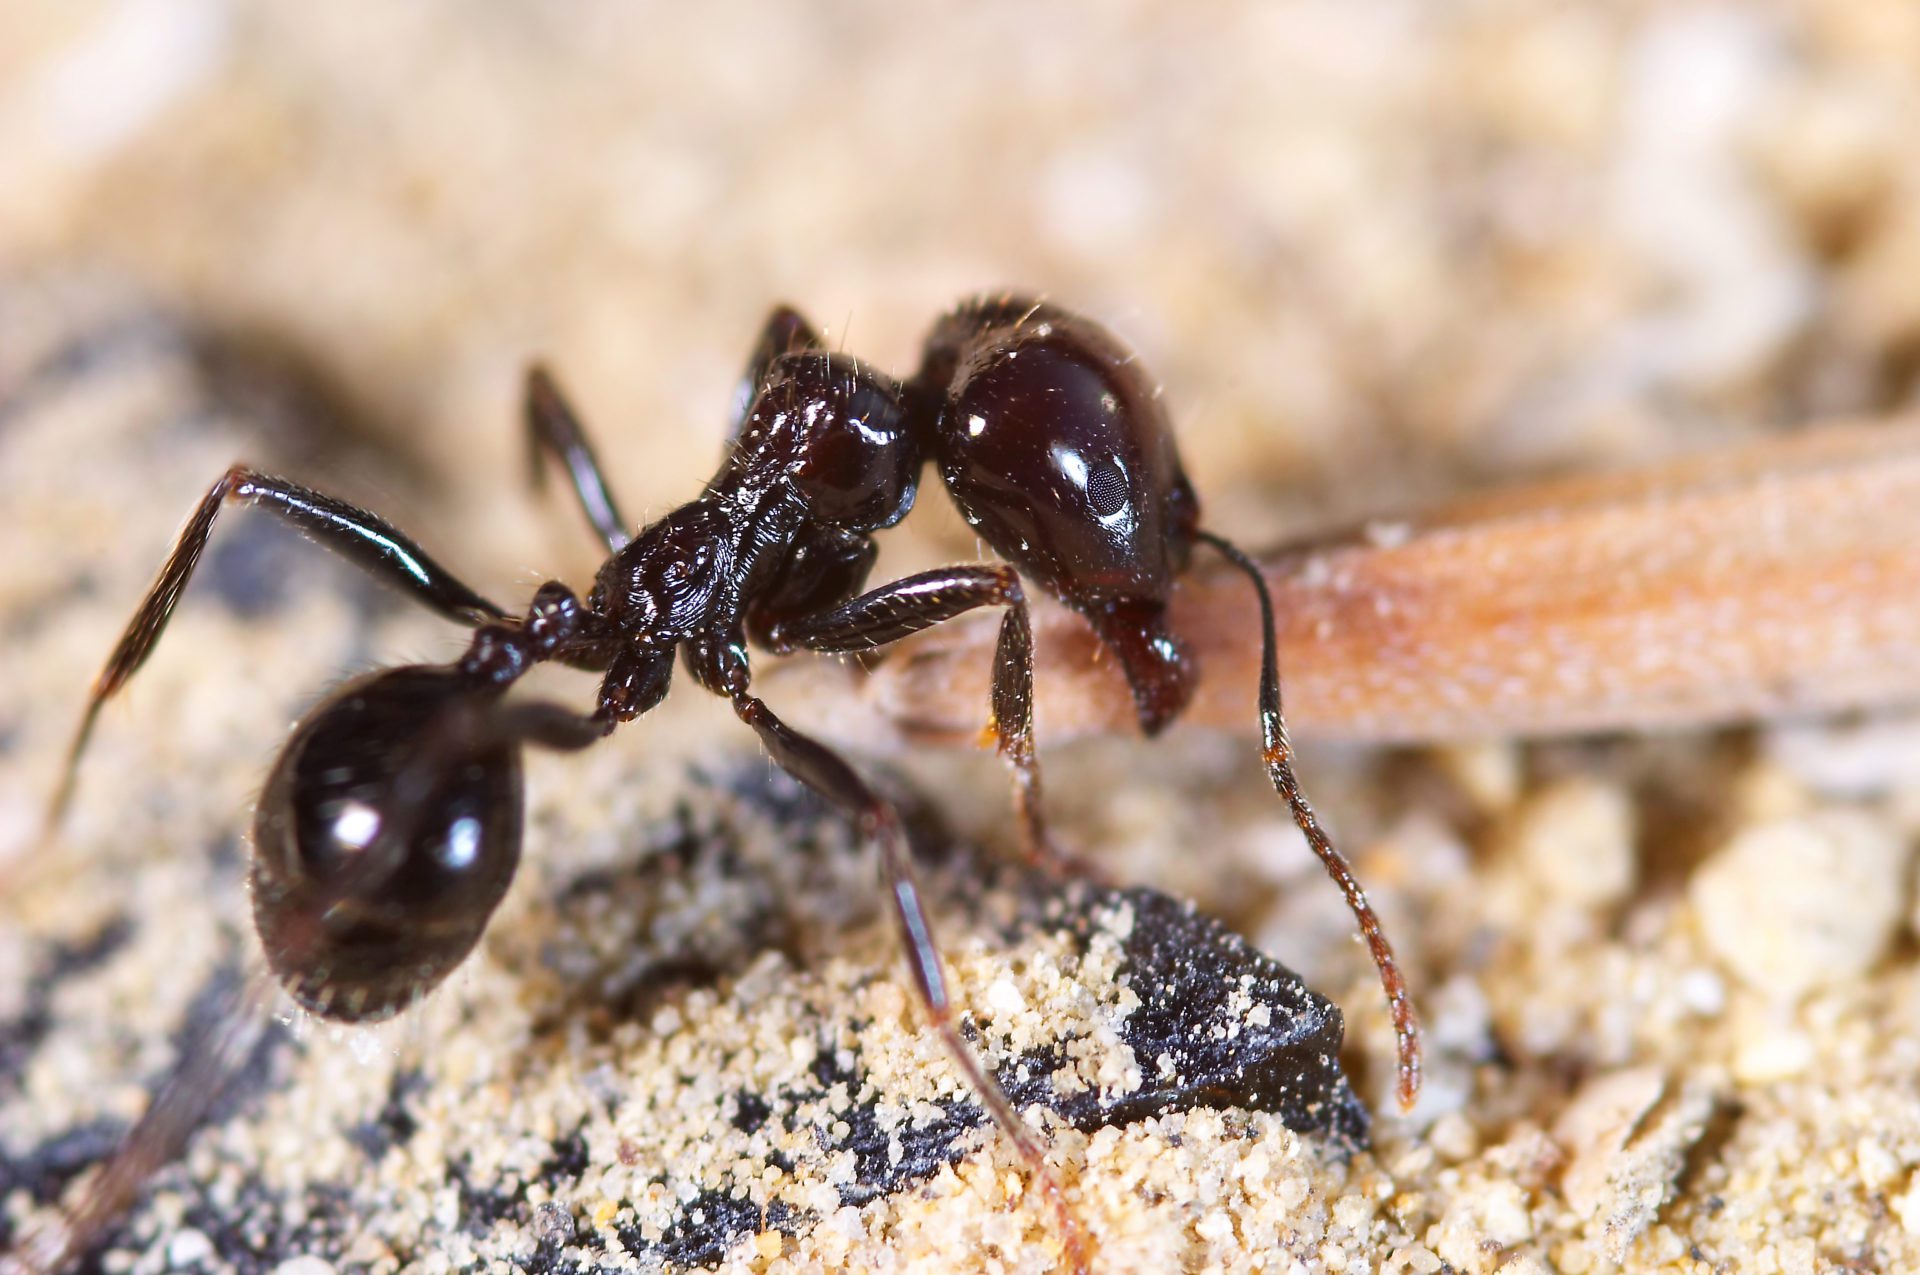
[1051,886,1369,1149]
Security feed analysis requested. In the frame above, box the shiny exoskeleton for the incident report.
[35,295,1417,1274]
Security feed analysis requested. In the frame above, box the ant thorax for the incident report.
[590,350,920,653]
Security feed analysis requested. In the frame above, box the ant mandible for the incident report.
[39,294,1418,1271]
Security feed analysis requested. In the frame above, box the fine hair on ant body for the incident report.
[21,294,1417,1273]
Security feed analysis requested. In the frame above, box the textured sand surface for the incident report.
[5,4,1920,1272]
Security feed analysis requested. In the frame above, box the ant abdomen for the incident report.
[918,296,1201,733]
[250,665,524,1022]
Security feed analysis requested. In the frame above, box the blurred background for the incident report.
[7,0,1918,590]
[7,5,1920,1267]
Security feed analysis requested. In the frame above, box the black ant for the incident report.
[21,295,1417,1272]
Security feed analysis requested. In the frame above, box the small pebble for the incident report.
[1432,741,1522,813]
[532,1201,576,1246]
[1383,1244,1444,1274]
[1433,1180,1534,1272]
[1691,809,1910,996]
[1553,1066,1667,1221]
[1726,759,1813,823]
[1428,1111,1480,1162]
[273,1261,338,1275]
[985,976,1027,1015]
[1675,967,1727,1017]
[1552,1066,1715,1258]
[1857,1137,1900,1190]
[1895,1173,1920,1236]
[167,1230,214,1265]
[1332,1193,1376,1233]
[1506,778,1637,909]
[1732,1022,1815,1085]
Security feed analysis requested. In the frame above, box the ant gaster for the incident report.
[35,295,1417,1272]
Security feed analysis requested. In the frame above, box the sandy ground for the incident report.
[5,4,1920,1272]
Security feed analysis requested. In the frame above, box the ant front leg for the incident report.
[767,564,1070,873]
[728,689,1091,1273]
[524,366,632,552]
[48,464,509,828]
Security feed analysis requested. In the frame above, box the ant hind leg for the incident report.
[0,964,279,1275]
[728,305,823,435]
[47,464,508,832]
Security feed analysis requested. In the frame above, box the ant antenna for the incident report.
[1196,530,1422,1110]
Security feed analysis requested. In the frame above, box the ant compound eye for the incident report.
[250,666,524,1022]
[1084,455,1132,520]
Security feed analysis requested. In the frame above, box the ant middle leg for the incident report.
[766,563,1069,872]
[728,304,823,433]
[524,366,631,552]
[728,689,1092,1273]
[49,464,510,828]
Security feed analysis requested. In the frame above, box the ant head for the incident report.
[249,666,524,1022]
[723,351,919,532]
[921,296,1200,732]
